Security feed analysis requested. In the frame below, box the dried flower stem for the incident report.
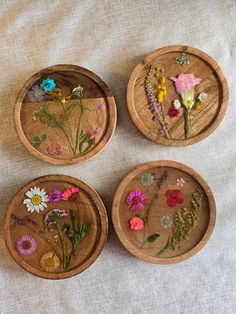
[144,66,171,139]
[157,188,203,256]
[184,109,192,138]
[141,171,169,247]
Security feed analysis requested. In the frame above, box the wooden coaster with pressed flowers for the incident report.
[4,175,108,279]
[112,161,216,264]
[127,45,228,146]
[14,64,117,165]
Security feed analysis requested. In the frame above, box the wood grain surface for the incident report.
[127,45,228,146]
[112,161,216,264]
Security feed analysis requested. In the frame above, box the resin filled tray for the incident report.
[14,64,117,165]
[4,175,108,279]
[127,45,228,146]
[112,161,216,263]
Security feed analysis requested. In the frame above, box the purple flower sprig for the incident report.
[144,66,171,139]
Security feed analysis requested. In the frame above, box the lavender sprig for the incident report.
[144,66,171,139]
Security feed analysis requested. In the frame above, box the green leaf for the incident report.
[145,233,160,243]
[33,142,40,149]
[81,223,90,237]
[41,134,47,141]
[33,135,40,142]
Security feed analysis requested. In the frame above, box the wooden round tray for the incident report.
[14,64,117,165]
[127,45,228,146]
[112,161,216,264]
[4,175,108,279]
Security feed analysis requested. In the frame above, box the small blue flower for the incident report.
[40,78,56,92]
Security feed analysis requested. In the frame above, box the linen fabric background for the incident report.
[0,0,235,313]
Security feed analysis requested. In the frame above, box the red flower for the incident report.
[61,186,79,201]
[165,189,184,207]
[168,107,180,118]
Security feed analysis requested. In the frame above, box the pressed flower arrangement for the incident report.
[112,161,216,264]
[14,65,117,165]
[127,45,228,146]
[4,175,108,279]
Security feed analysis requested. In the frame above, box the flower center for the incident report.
[132,197,140,205]
[44,257,55,268]
[22,240,31,250]
[31,195,42,205]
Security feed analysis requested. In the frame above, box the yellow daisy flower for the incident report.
[40,252,60,272]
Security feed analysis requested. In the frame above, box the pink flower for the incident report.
[170,73,201,93]
[61,186,79,201]
[90,127,101,142]
[47,143,61,156]
[127,190,147,211]
[61,188,72,200]
[71,187,79,194]
[129,217,144,231]
[16,235,37,256]
[176,177,185,187]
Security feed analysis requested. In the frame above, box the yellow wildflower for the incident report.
[40,251,60,272]
[195,102,203,111]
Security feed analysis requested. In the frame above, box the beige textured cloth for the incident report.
[0,0,235,313]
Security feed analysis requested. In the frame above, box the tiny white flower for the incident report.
[72,85,83,97]
[198,92,208,103]
[173,99,181,109]
[23,186,49,213]
[161,215,173,228]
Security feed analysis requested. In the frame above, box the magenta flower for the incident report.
[47,143,61,156]
[16,235,37,256]
[170,73,201,93]
[48,189,62,203]
[129,216,144,230]
[127,190,147,211]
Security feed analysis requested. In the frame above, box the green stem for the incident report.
[59,125,77,157]
[140,189,156,247]
[56,221,68,270]
[58,100,76,156]
[157,238,170,256]
[185,109,192,139]
[75,99,84,153]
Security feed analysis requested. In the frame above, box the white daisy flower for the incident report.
[23,187,49,213]
[173,99,181,109]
